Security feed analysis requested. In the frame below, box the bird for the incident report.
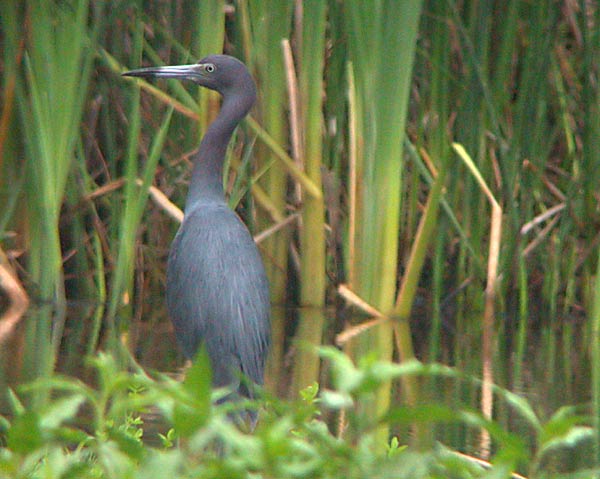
[123,55,270,426]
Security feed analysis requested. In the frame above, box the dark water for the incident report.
[1,302,592,470]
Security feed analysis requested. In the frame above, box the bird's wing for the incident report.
[166,205,270,388]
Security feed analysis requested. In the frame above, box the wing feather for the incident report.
[166,204,270,391]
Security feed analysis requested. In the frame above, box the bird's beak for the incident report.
[122,64,203,82]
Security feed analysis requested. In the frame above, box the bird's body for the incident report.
[167,203,270,392]
[123,55,270,413]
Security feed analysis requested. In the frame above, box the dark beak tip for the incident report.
[122,71,152,81]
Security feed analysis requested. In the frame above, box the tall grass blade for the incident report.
[241,0,294,395]
[592,246,600,465]
[14,0,97,404]
[106,91,173,354]
[290,0,328,397]
[344,0,423,444]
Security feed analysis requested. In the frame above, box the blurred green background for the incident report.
[1,0,599,474]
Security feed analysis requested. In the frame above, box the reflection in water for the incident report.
[1,299,591,462]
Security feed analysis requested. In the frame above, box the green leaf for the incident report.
[319,347,364,393]
[540,426,594,455]
[299,382,319,403]
[6,388,24,416]
[40,394,86,429]
[107,427,146,461]
[6,411,44,454]
[320,390,354,410]
[541,405,589,444]
[184,345,213,399]
[386,404,460,425]
[173,346,213,437]
[134,450,183,479]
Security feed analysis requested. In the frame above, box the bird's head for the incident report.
[122,54,256,99]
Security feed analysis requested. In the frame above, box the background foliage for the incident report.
[1,0,599,475]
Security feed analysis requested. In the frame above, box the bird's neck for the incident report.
[185,95,249,211]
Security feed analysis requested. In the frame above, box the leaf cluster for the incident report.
[0,350,595,478]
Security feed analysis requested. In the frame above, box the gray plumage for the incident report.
[167,204,270,391]
[123,55,270,410]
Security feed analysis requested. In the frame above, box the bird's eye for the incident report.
[205,64,215,73]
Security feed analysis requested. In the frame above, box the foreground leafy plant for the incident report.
[0,350,595,478]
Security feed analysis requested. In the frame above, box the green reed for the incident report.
[0,2,598,466]
[344,0,423,444]
[289,0,328,397]
[3,0,100,402]
[238,0,294,395]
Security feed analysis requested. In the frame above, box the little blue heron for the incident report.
[123,55,270,425]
